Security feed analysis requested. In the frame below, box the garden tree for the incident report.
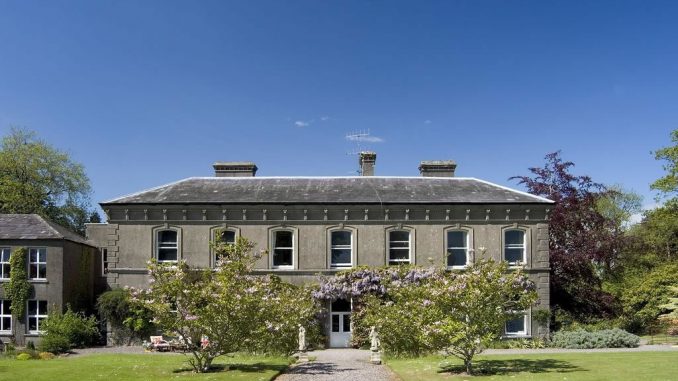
[651,129,678,198]
[96,288,155,345]
[129,237,319,373]
[314,262,536,375]
[361,261,536,375]
[596,184,643,233]
[511,151,622,322]
[0,127,94,234]
[616,199,678,274]
[618,263,678,332]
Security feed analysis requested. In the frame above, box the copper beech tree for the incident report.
[511,151,625,322]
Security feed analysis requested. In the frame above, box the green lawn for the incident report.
[387,351,678,381]
[0,353,291,381]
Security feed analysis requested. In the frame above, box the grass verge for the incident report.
[386,351,678,380]
[0,353,291,381]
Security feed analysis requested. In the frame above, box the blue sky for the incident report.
[0,0,676,214]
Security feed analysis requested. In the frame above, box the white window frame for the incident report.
[269,227,298,269]
[504,310,530,337]
[328,227,356,269]
[386,227,415,265]
[28,247,47,280]
[101,248,108,276]
[445,227,473,269]
[0,299,11,333]
[153,226,181,263]
[503,227,528,267]
[210,225,240,267]
[27,300,48,334]
[0,247,10,280]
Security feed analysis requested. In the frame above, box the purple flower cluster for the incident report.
[313,266,442,301]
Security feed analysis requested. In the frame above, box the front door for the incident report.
[329,299,351,347]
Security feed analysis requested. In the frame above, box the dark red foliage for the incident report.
[511,151,621,320]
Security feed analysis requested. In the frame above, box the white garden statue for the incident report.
[369,326,382,364]
[298,325,309,362]
[369,326,380,351]
[298,325,307,351]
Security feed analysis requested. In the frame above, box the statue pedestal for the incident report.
[370,350,381,365]
[298,351,309,363]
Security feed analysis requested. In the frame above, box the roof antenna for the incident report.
[346,129,374,175]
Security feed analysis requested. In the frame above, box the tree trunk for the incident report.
[464,358,473,375]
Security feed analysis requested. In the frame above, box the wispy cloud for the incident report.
[320,116,330,121]
[294,120,312,127]
[424,120,432,124]
[346,135,384,143]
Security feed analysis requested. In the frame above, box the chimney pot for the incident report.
[419,160,457,177]
[213,162,258,177]
[359,151,376,176]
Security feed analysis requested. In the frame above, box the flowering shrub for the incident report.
[550,329,639,349]
[314,265,444,347]
[129,237,319,372]
[316,260,537,375]
[39,307,100,354]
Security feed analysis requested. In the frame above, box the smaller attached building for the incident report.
[0,214,101,346]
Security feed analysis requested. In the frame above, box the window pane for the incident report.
[506,316,525,334]
[159,230,177,244]
[220,230,236,244]
[1,249,9,261]
[332,231,351,246]
[447,248,467,267]
[39,264,47,278]
[447,231,466,248]
[505,230,524,245]
[29,317,37,331]
[30,264,38,279]
[389,248,409,260]
[275,231,293,247]
[28,301,37,316]
[158,248,178,262]
[505,248,523,263]
[331,249,352,265]
[332,299,351,312]
[389,231,409,242]
[38,300,47,313]
[38,249,46,262]
[343,315,351,332]
[1,317,9,330]
[2,300,10,314]
[273,248,293,266]
[331,315,340,332]
[29,249,38,263]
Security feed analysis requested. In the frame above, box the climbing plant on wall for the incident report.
[6,247,32,336]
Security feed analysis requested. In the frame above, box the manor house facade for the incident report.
[86,153,552,347]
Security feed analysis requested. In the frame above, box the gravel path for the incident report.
[276,349,397,381]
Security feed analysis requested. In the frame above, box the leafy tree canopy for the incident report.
[651,129,678,198]
[0,127,96,233]
[511,151,622,321]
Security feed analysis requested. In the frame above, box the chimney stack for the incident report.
[419,160,457,177]
[359,151,376,176]
[213,162,258,177]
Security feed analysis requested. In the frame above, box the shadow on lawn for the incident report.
[439,358,584,376]
[172,362,288,374]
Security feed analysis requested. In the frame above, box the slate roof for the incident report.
[0,214,91,245]
[102,177,553,205]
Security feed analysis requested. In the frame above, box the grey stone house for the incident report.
[0,214,102,345]
[87,153,552,347]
